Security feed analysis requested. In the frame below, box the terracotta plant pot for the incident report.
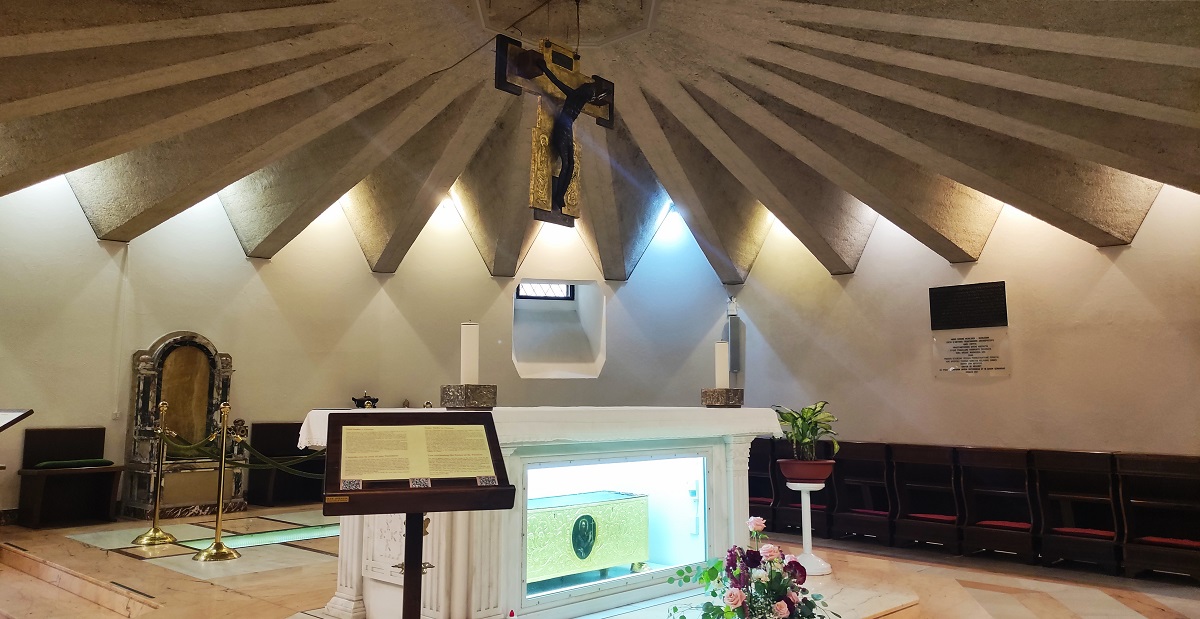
[777,458,835,484]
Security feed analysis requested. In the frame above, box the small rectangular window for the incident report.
[517,283,575,300]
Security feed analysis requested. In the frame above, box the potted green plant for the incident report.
[773,401,840,484]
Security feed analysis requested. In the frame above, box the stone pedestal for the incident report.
[701,388,744,408]
[439,384,497,409]
[785,481,833,576]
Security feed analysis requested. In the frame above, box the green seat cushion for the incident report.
[32,458,114,469]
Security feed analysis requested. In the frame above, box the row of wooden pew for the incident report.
[748,439,1200,581]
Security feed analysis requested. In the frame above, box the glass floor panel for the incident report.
[179,523,339,550]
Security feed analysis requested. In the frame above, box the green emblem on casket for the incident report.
[572,515,596,559]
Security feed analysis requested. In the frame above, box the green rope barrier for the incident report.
[161,431,218,451]
[233,437,327,479]
[158,428,327,480]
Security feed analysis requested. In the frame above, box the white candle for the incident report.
[715,340,730,389]
[460,322,480,385]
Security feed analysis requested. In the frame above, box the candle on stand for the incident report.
[714,341,730,389]
[460,322,480,385]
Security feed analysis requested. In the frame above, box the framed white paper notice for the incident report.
[932,327,1011,377]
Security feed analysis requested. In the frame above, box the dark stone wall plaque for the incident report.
[929,282,1008,331]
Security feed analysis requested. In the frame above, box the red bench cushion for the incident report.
[909,512,956,523]
[1137,536,1200,550]
[749,497,772,505]
[849,508,888,517]
[785,503,826,510]
[975,520,1031,531]
[1050,527,1114,540]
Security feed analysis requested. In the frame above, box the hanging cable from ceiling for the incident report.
[427,0,552,78]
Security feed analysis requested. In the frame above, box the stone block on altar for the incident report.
[439,384,497,409]
[701,388,744,408]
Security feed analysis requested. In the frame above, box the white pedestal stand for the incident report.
[785,482,832,576]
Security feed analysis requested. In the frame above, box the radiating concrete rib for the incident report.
[712,72,994,263]
[750,58,1162,245]
[634,58,854,275]
[715,53,1132,248]
[0,3,360,57]
[642,89,773,285]
[575,116,669,281]
[0,44,389,200]
[782,21,1200,118]
[770,22,1200,127]
[728,0,1200,68]
[453,95,542,277]
[762,42,1200,195]
[680,81,876,273]
[751,0,1200,48]
[66,60,397,242]
[344,87,514,272]
[225,58,482,259]
[0,24,368,123]
[648,24,995,263]
[612,66,757,285]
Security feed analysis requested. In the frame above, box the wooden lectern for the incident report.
[0,410,34,470]
[323,411,516,619]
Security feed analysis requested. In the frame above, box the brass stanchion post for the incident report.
[193,402,240,562]
[133,402,178,546]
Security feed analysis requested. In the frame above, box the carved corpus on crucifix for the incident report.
[495,35,615,227]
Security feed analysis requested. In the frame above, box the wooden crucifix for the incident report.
[495,35,615,227]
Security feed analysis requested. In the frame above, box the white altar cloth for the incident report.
[299,406,778,449]
[306,406,780,619]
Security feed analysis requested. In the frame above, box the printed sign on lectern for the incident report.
[322,411,515,516]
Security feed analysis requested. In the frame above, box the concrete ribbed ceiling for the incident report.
[1,0,1193,284]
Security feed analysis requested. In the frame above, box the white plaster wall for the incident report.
[1,179,1197,510]
[740,186,1200,455]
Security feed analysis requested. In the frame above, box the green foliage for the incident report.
[773,401,840,461]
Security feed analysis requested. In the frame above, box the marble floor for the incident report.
[2,506,1199,618]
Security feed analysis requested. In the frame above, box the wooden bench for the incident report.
[18,427,122,528]
[1117,453,1200,581]
[959,447,1037,563]
[1032,450,1121,573]
[830,441,892,545]
[892,444,960,553]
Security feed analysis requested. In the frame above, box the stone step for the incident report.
[0,563,126,619]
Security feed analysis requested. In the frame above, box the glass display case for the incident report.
[525,456,708,597]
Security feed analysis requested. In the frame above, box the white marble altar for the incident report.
[300,407,778,619]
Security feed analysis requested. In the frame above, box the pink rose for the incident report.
[773,600,790,617]
[784,554,798,565]
[760,543,781,562]
[747,516,766,532]
[724,588,746,609]
[788,591,800,604]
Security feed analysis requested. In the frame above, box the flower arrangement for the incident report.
[667,518,838,619]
